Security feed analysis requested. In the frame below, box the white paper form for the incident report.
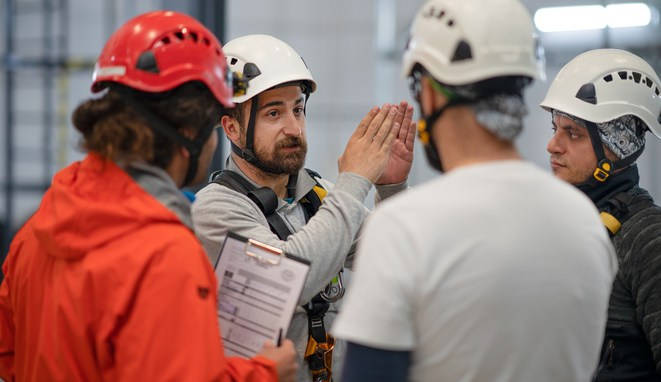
[214,232,310,358]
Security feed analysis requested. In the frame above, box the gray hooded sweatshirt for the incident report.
[192,156,405,381]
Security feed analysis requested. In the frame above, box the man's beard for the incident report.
[255,136,307,174]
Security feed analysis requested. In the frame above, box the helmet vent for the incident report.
[161,36,170,45]
[437,10,446,19]
[645,77,653,88]
[603,74,613,82]
[618,71,628,80]
[174,31,185,41]
[575,83,597,104]
[203,37,210,46]
[230,57,238,66]
[655,87,660,96]
[136,50,159,73]
[243,63,261,80]
[451,40,472,62]
[632,72,642,83]
[447,19,455,27]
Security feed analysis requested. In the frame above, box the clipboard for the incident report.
[213,231,311,358]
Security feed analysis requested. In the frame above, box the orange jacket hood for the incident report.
[31,153,182,260]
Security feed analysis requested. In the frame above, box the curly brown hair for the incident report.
[72,81,222,169]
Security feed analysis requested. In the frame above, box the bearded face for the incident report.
[254,135,307,174]
[241,84,308,175]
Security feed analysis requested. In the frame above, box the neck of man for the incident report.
[231,153,291,199]
[576,164,640,207]
[165,151,187,188]
[435,106,521,172]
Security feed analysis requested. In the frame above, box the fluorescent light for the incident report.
[534,3,652,33]
[606,3,651,28]
[534,5,606,32]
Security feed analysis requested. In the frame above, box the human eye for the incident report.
[294,106,305,116]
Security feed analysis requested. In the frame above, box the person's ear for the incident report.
[221,114,242,146]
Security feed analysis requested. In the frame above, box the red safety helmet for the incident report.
[91,10,234,107]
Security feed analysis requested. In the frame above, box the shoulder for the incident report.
[193,182,262,215]
[303,168,334,190]
[620,187,661,235]
[619,199,661,249]
[111,222,203,264]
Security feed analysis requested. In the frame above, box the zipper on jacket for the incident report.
[606,339,615,369]
[593,339,616,382]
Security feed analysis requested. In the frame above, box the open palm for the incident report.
[377,102,416,185]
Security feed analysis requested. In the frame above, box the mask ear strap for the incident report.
[417,81,473,172]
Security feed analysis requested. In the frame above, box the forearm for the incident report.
[375,181,408,205]
[193,172,372,303]
[341,342,411,382]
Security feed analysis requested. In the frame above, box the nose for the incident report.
[282,112,303,137]
[547,131,563,155]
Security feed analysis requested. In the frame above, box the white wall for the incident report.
[2,0,660,228]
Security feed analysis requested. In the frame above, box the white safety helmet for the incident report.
[540,49,661,139]
[401,0,544,84]
[223,34,316,104]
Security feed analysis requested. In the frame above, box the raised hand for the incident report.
[338,104,399,183]
[376,101,416,185]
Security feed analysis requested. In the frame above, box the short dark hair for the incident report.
[72,81,222,168]
[221,101,246,128]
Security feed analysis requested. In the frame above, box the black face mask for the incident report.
[417,114,443,172]
[416,97,474,173]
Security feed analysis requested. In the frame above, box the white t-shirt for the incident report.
[332,160,617,382]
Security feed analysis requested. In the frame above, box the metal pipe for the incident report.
[3,0,16,256]
[43,0,54,186]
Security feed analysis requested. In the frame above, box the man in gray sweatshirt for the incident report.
[191,34,415,382]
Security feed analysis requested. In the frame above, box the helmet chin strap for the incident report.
[230,95,284,174]
[113,85,210,187]
[579,120,644,188]
[231,84,311,176]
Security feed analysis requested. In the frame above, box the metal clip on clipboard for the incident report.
[245,239,283,265]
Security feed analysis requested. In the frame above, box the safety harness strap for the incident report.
[599,192,635,237]
[211,170,291,239]
[210,168,336,381]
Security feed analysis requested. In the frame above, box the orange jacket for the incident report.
[0,154,278,382]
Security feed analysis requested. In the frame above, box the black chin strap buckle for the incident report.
[593,159,613,182]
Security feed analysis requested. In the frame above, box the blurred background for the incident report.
[1,0,660,257]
